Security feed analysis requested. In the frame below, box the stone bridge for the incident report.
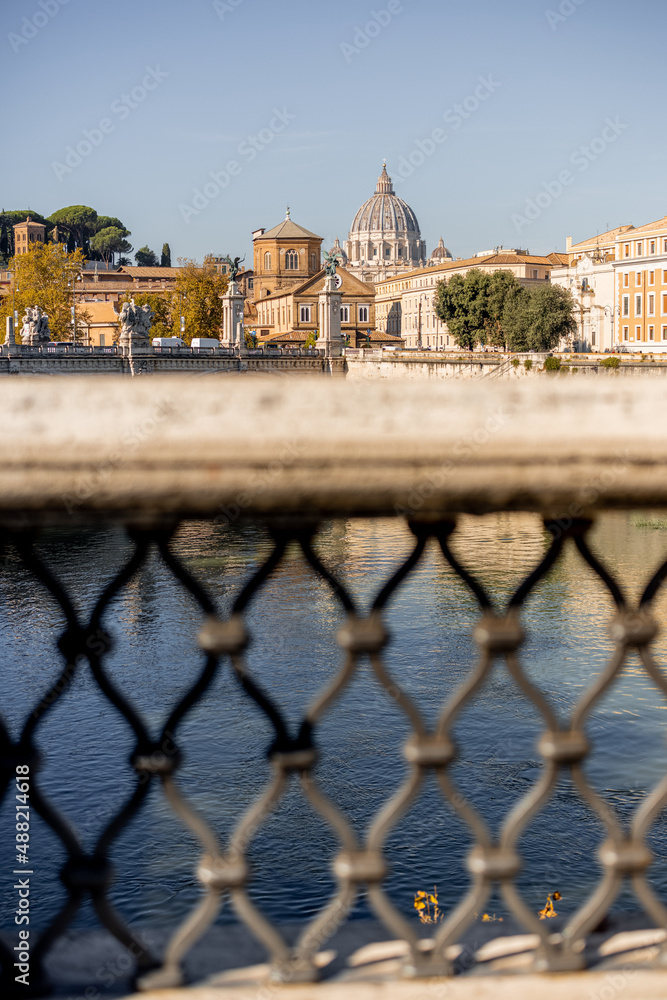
[2,345,666,378]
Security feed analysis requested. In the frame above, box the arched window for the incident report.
[264,252,272,270]
[285,249,298,270]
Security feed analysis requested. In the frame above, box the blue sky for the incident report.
[2,0,665,263]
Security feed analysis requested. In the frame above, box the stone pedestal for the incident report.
[316,276,343,357]
[221,281,246,355]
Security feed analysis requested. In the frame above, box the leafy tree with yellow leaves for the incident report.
[0,243,90,341]
[172,256,228,345]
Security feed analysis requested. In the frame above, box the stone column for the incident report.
[221,280,246,355]
[4,316,19,356]
[316,276,343,357]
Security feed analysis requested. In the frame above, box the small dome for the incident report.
[328,236,348,263]
[430,237,453,260]
[349,165,421,235]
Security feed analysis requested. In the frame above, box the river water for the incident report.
[2,513,667,935]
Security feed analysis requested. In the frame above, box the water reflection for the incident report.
[1,513,667,934]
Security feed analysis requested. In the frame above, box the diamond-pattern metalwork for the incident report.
[2,515,667,994]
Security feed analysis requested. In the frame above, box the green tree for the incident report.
[172,256,228,344]
[0,243,90,341]
[434,268,490,350]
[502,286,531,351]
[526,283,577,350]
[135,245,159,267]
[47,206,98,251]
[503,283,576,352]
[0,216,10,265]
[89,226,133,265]
[161,243,171,267]
[485,270,522,349]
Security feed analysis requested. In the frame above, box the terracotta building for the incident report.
[12,217,46,255]
[252,209,323,301]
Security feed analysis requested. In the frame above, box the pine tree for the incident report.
[161,242,171,267]
[0,216,9,265]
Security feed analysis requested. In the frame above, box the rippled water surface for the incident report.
[3,513,667,933]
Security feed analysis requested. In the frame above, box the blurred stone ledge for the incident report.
[2,375,667,522]
[5,917,665,1000]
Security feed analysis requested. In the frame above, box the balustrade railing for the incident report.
[2,377,667,997]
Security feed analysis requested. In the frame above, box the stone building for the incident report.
[252,209,323,301]
[255,266,389,349]
[344,165,427,283]
[13,217,46,255]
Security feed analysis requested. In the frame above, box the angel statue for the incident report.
[119,298,153,352]
[221,255,245,281]
[323,248,344,278]
[20,305,51,345]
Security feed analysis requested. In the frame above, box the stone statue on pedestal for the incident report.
[323,247,344,277]
[20,306,51,345]
[221,255,245,281]
[119,298,153,353]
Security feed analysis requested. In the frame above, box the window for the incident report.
[663,293,667,314]
[635,326,641,340]
[373,248,377,256]
[340,305,350,322]
[636,272,642,286]
[664,240,667,253]
[650,241,656,254]
[622,295,629,316]
[624,245,630,257]
[623,326,629,341]
[310,253,317,270]
[532,269,538,279]
[99,334,105,347]
[398,248,402,256]
[385,248,391,257]
[285,249,298,270]
[649,326,655,341]
[637,243,643,256]
[649,294,655,316]
[264,252,271,270]
[623,273,629,287]
[359,305,369,323]
[299,305,311,323]
[636,295,642,315]
[650,271,655,285]
[663,327,667,341]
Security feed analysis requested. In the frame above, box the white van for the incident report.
[152,337,185,348]
[191,338,220,349]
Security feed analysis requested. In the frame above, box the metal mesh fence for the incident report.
[2,516,667,995]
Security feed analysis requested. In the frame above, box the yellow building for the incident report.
[375,250,566,349]
[615,216,667,351]
[252,209,323,301]
[13,217,46,255]
[79,301,121,347]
